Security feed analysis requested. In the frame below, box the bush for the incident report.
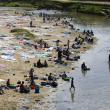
[10,29,35,39]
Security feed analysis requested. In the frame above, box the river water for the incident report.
[1,7,110,110]
[48,13,110,110]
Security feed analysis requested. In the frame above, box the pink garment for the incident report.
[0,64,5,68]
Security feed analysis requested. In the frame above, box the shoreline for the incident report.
[0,10,98,110]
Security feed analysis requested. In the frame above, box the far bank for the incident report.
[0,0,110,17]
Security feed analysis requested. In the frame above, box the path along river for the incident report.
[1,7,110,110]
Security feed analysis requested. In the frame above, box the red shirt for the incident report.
[20,84,23,88]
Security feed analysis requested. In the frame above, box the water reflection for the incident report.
[81,69,87,76]
[70,89,75,102]
[108,62,110,73]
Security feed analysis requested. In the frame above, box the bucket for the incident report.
[35,87,40,93]
[30,85,34,89]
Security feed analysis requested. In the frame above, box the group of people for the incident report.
[37,59,48,68]
[48,73,58,87]
[83,30,94,36]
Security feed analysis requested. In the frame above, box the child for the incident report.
[0,86,4,94]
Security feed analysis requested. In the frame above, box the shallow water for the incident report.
[49,13,110,110]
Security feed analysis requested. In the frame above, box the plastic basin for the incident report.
[64,77,70,81]
[35,87,40,93]
[9,84,17,88]
[41,82,47,86]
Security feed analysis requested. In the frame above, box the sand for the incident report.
[0,10,98,110]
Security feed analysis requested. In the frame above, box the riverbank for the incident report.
[0,10,97,110]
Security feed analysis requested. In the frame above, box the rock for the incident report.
[23,106,30,109]
[24,75,28,77]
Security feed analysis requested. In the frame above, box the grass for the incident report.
[10,29,35,39]
[4,2,31,7]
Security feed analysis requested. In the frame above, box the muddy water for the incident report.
[48,13,110,110]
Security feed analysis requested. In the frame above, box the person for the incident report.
[20,81,24,92]
[81,62,87,70]
[6,78,10,87]
[51,79,58,87]
[37,59,42,68]
[62,71,67,79]
[43,17,45,23]
[66,52,70,60]
[83,30,85,34]
[56,40,60,46]
[58,50,62,61]
[109,54,110,62]
[30,77,35,86]
[65,49,69,56]
[91,30,93,34]
[30,21,32,27]
[70,77,75,91]
[67,40,70,49]
[43,60,48,67]
[0,86,4,94]
[63,50,66,56]
[44,42,47,48]
[34,45,37,50]
[75,37,78,42]
[40,39,42,48]
[29,68,34,79]
[72,44,75,48]
[48,73,53,81]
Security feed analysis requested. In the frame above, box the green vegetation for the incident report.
[79,5,104,15]
[10,29,35,39]
[1,2,31,7]
[0,0,110,16]
[70,0,110,1]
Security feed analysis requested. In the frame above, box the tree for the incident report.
[31,0,35,5]
[8,0,12,3]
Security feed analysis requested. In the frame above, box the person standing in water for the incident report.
[70,77,75,91]
[109,54,110,62]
